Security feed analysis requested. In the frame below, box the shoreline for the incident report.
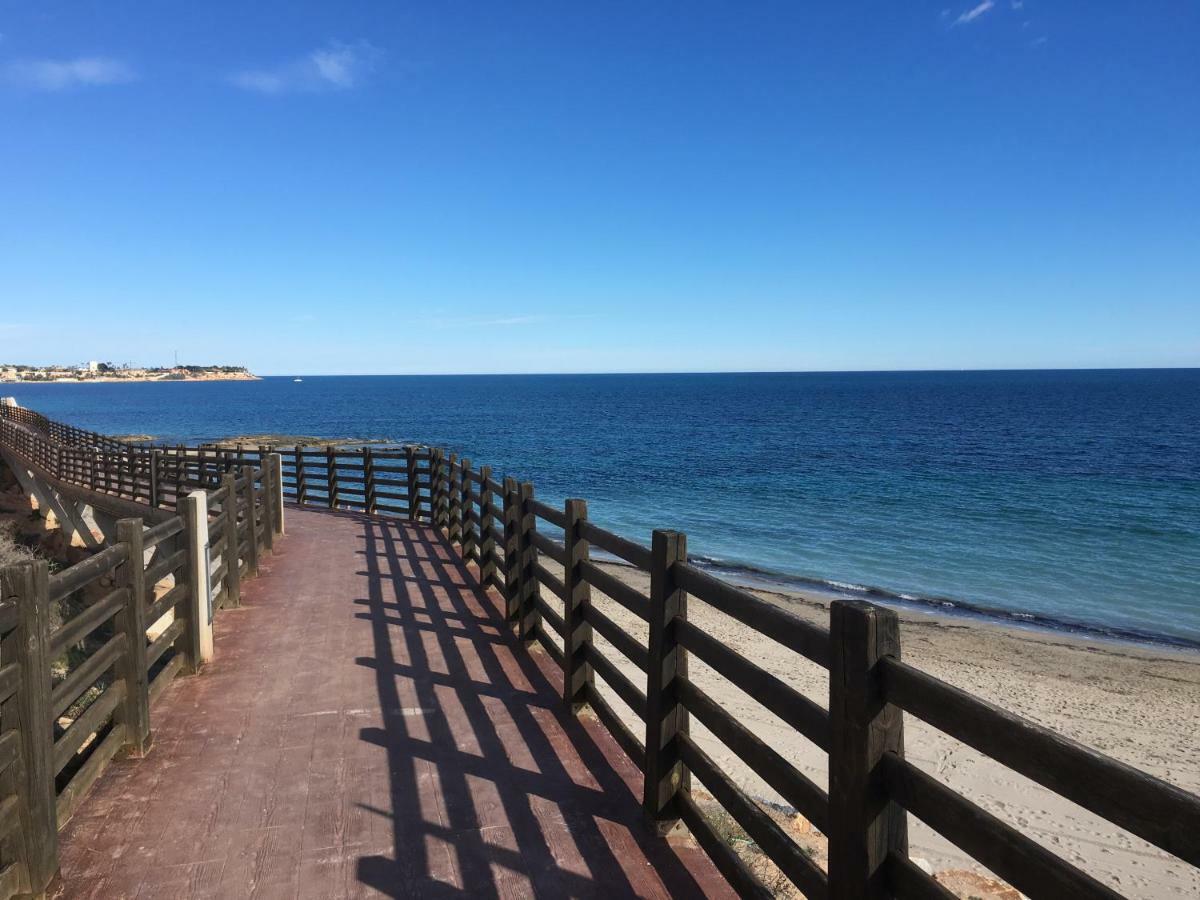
[705,560,1200,656]
[599,551,1200,658]
[733,565,1200,662]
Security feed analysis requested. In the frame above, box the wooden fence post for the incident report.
[241,466,259,576]
[828,600,907,899]
[221,473,241,608]
[149,450,161,508]
[517,481,541,644]
[502,477,522,624]
[477,466,497,588]
[183,491,214,666]
[460,458,476,561]
[432,450,449,532]
[364,447,377,516]
[405,446,420,521]
[643,529,689,834]
[427,450,438,527]
[268,452,284,535]
[260,460,275,553]
[447,454,463,545]
[294,446,306,506]
[114,518,151,756]
[0,591,31,896]
[562,499,593,713]
[1,561,58,890]
[326,445,337,509]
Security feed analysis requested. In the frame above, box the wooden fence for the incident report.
[2,406,1199,898]
[228,439,1199,899]
[0,408,281,897]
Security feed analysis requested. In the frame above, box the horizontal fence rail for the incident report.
[2,402,1198,899]
[0,403,283,898]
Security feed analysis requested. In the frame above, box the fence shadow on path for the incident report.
[349,516,718,898]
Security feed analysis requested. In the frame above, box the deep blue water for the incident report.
[7,370,1198,647]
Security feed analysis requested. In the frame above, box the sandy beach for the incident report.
[565,561,1200,898]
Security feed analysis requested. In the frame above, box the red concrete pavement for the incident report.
[52,507,733,898]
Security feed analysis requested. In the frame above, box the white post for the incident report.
[269,452,285,535]
[185,490,215,664]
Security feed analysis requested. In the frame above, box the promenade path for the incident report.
[50,507,730,898]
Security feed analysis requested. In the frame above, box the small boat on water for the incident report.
[293,378,303,382]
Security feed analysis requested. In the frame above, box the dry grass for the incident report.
[0,520,34,568]
[692,791,825,898]
[691,792,1021,899]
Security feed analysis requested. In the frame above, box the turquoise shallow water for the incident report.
[8,369,1198,647]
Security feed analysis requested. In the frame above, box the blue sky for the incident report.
[1,2,1197,374]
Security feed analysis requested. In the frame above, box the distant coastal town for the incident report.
[0,362,258,383]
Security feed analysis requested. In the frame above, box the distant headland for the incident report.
[0,362,258,384]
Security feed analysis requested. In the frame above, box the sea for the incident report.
[6,370,1198,649]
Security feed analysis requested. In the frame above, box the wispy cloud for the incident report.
[3,56,135,91]
[954,0,995,25]
[423,314,597,330]
[230,40,380,95]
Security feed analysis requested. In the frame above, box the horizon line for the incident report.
[257,365,1200,377]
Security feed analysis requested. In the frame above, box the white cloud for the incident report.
[422,314,598,330]
[954,0,995,25]
[3,56,135,91]
[425,315,550,330]
[231,40,380,95]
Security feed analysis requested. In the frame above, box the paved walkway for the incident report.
[52,507,729,898]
